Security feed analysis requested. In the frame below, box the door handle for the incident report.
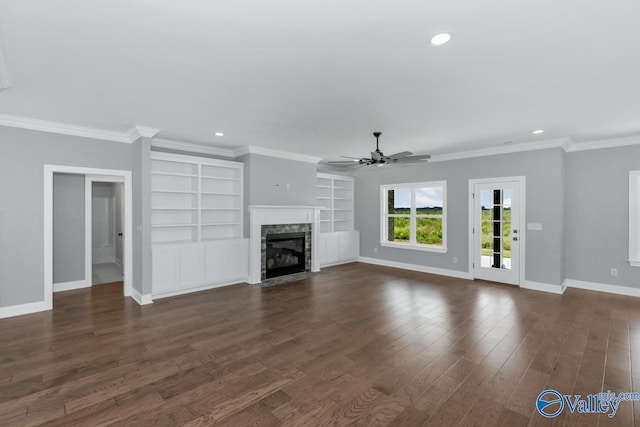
[513,236,518,241]
[118,233,123,236]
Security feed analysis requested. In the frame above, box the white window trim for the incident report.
[630,171,640,267]
[380,181,447,253]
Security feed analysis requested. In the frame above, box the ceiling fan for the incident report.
[326,132,431,167]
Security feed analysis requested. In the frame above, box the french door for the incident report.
[471,177,524,285]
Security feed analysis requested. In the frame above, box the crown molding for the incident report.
[127,125,161,142]
[0,113,161,143]
[565,135,640,152]
[429,137,570,163]
[152,138,236,157]
[234,145,322,164]
[0,113,133,143]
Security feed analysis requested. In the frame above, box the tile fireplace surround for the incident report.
[248,205,321,284]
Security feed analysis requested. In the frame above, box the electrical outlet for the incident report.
[611,268,618,277]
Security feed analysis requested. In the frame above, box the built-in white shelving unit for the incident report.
[151,151,248,299]
[316,173,354,233]
[151,152,243,244]
[316,173,359,267]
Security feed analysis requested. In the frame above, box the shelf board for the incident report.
[317,185,332,189]
[334,219,353,222]
[152,207,198,211]
[152,223,198,228]
[201,175,241,181]
[201,208,241,211]
[152,239,198,245]
[333,208,351,211]
[317,197,331,200]
[201,191,241,196]
[202,222,241,226]
[152,190,197,194]
[333,197,352,200]
[151,171,197,178]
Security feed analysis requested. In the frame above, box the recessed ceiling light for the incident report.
[214,132,224,137]
[430,33,452,46]
[532,129,545,135]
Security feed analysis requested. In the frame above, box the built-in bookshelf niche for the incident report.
[151,152,244,244]
[316,173,354,233]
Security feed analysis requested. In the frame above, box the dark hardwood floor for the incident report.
[1,262,639,426]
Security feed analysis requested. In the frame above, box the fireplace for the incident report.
[260,222,312,281]
[265,232,306,279]
[249,205,321,284]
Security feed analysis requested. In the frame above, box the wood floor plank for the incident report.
[0,263,637,426]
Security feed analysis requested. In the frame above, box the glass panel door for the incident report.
[473,180,521,285]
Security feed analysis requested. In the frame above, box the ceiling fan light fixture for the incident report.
[430,33,452,46]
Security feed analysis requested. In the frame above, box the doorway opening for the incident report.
[88,179,124,286]
[469,177,525,286]
[45,165,133,311]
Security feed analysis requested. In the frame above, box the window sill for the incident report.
[630,260,640,268]
[380,242,447,253]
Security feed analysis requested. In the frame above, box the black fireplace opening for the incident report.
[265,232,306,279]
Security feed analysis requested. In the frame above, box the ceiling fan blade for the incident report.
[387,151,413,159]
[340,155,362,160]
[326,160,360,165]
[395,154,431,161]
[392,154,431,164]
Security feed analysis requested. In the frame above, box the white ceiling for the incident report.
[1,0,639,159]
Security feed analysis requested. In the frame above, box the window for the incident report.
[381,181,446,252]
[631,171,640,267]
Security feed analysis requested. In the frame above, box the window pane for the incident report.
[416,187,443,216]
[388,188,411,214]
[416,218,442,246]
[388,217,410,243]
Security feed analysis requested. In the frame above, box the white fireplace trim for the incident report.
[248,205,322,284]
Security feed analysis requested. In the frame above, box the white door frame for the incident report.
[85,175,125,288]
[44,165,133,310]
[468,176,526,286]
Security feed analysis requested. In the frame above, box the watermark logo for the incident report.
[536,389,564,418]
[536,389,640,419]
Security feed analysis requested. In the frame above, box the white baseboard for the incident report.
[131,288,153,305]
[358,257,473,280]
[53,279,90,293]
[152,278,247,300]
[564,279,640,298]
[320,259,359,268]
[0,300,50,319]
[520,280,565,295]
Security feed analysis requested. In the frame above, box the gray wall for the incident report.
[353,148,566,288]
[242,153,318,237]
[565,144,640,288]
[53,173,85,284]
[245,154,317,206]
[0,126,135,308]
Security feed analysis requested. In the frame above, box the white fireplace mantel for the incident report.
[248,205,322,284]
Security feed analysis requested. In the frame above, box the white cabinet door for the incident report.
[319,233,340,266]
[339,231,360,261]
[152,246,179,293]
[179,246,204,288]
[227,239,249,280]
[204,241,228,284]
